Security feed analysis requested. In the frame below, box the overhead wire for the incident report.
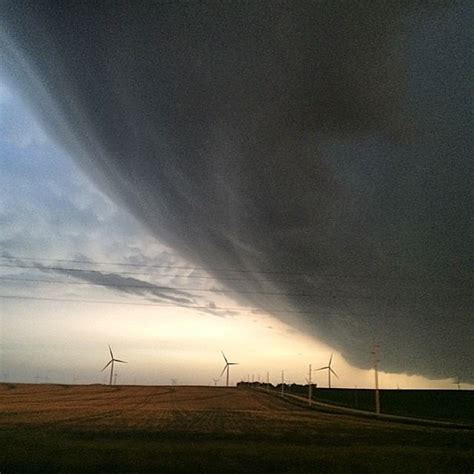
[0,256,469,284]
[0,254,308,275]
[0,275,464,301]
[0,255,470,316]
[0,262,311,283]
[0,293,341,316]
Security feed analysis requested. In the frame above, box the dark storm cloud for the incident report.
[1,2,472,380]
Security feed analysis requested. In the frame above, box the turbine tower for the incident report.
[220,351,238,387]
[316,353,338,389]
[101,345,127,386]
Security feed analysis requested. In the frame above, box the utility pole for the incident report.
[308,364,313,406]
[266,371,270,391]
[281,370,285,397]
[372,342,380,415]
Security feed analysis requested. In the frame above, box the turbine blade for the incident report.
[330,368,339,378]
[329,353,333,366]
[101,360,112,371]
[228,362,238,365]
[220,365,228,377]
[221,351,228,364]
[115,359,127,364]
[315,366,328,371]
[108,345,114,359]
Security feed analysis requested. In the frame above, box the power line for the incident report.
[0,293,339,316]
[0,275,377,299]
[0,263,301,283]
[0,293,219,308]
[0,255,308,276]
[2,277,469,313]
[0,258,468,284]
[2,275,461,301]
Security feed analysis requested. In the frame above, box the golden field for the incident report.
[0,383,472,473]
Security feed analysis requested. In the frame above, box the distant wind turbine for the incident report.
[213,378,219,387]
[453,378,461,390]
[316,353,338,389]
[101,345,127,386]
[220,351,238,387]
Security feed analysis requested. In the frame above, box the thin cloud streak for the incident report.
[35,260,241,319]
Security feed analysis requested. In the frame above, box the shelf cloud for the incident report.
[1,2,472,381]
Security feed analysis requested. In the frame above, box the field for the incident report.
[0,383,473,473]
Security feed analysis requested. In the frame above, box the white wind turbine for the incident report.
[316,353,338,388]
[220,351,238,387]
[101,345,127,386]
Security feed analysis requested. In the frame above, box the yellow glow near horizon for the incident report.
[2,297,471,390]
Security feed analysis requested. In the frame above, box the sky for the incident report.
[0,2,472,389]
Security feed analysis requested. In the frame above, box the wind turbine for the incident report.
[220,351,238,387]
[101,345,127,386]
[213,378,219,387]
[453,378,461,390]
[316,353,338,389]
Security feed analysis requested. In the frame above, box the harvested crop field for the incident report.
[0,383,472,473]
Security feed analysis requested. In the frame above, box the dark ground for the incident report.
[0,384,472,473]
[281,385,474,423]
